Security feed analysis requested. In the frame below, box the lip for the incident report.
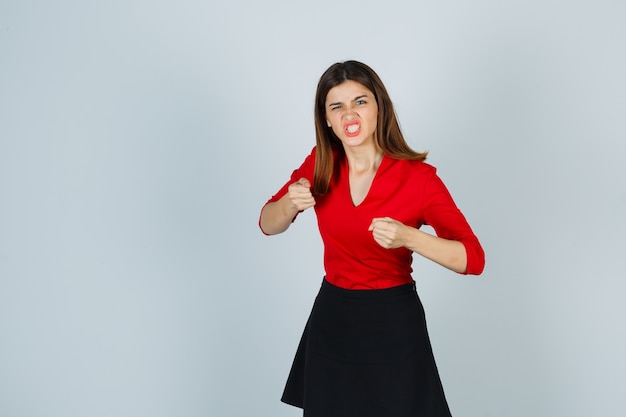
[344,122,361,137]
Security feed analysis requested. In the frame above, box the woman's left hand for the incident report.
[368,217,408,249]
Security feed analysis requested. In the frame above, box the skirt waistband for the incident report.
[319,278,416,301]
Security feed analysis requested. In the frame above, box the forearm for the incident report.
[259,195,300,235]
[403,227,468,273]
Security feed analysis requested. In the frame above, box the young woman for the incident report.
[259,60,485,417]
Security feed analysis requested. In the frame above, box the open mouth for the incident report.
[344,122,361,137]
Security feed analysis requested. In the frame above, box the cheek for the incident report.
[328,114,341,129]
[325,113,334,127]
[331,125,343,137]
[368,113,379,129]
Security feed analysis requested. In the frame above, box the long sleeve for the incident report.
[421,170,485,275]
[258,147,317,234]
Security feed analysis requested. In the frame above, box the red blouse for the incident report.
[262,147,485,289]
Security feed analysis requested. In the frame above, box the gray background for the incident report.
[1,1,625,416]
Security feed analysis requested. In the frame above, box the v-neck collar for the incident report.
[344,154,389,207]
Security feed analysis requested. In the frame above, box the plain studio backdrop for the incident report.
[1,1,625,416]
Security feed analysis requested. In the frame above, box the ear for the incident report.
[326,120,331,127]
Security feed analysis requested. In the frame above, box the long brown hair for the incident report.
[313,60,427,195]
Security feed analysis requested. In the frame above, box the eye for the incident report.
[356,99,367,105]
[331,104,342,110]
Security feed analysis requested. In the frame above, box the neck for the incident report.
[344,145,384,174]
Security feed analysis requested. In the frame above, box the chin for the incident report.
[342,136,372,148]
[341,140,364,148]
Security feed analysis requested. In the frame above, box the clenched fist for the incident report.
[368,217,408,249]
[287,178,316,212]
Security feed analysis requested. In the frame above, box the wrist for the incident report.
[402,226,424,252]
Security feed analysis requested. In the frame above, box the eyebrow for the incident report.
[327,94,369,108]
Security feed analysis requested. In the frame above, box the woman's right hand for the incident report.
[287,178,316,211]
[260,177,315,235]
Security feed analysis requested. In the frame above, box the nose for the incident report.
[343,104,357,120]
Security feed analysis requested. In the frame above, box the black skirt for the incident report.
[281,279,453,417]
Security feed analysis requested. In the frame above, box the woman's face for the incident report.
[324,80,378,150]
